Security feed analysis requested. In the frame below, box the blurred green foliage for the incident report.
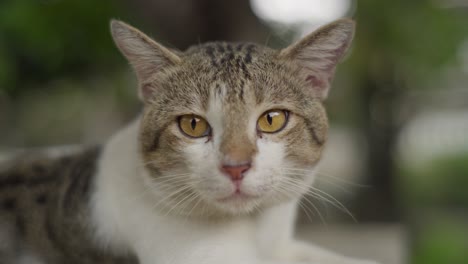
[399,153,468,264]
[0,0,124,96]
[400,153,468,207]
[412,215,468,264]
[352,0,468,85]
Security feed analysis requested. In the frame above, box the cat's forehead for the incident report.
[184,42,275,66]
[149,41,309,117]
[180,42,301,102]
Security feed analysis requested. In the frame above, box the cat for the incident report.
[0,18,378,264]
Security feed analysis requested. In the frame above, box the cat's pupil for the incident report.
[267,114,273,125]
[191,118,197,130]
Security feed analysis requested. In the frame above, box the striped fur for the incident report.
[0,19,376,264]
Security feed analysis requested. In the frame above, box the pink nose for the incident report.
[221,163,251,181]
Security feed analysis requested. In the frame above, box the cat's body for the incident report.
[0,19,378,264]
[0,147,137,264]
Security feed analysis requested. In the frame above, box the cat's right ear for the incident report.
[110,20,181,102]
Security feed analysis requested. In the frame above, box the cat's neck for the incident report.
[90,118,147,253]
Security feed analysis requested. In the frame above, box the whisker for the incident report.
[153,176,198,187]
[280,176,356,222]
[185,193,203,219]
[150,184,194,214]
[308,186,356,222]
[178,192,200,216]
[316,171,371,188]
[164,190,198,217]
[315,177,353,194]
[151,173,191,181]
[301,195,327,226]
[273,185,315,221]
[282,167,369,188]
[275,183,325,225]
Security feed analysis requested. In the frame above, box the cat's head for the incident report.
[111,19,354,217]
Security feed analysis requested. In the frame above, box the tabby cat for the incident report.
[0,19,377,264]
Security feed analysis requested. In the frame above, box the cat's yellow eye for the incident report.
[257,110,289,133]
[178,115,211,138]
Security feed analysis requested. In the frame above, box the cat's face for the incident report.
[111,19,354,217]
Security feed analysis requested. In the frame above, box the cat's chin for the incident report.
[208,194,270,216]
[213,202,261,216]
[216,191,260,203]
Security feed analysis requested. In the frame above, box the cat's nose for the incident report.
[221,163,251,182]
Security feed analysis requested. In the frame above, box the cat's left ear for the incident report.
[278,19,355,100]
[110,20,182,102]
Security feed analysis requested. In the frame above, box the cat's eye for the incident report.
[257,110,289,133]
[178,115,211,138]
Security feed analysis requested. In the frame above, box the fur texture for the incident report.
[0,19,378,264]
[0,148,137,264]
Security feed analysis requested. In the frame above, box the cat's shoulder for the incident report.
[0,146,102,187]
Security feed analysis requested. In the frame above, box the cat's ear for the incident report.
[278,19,355,100]
[110,20,181,101]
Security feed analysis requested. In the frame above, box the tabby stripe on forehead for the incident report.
[241,63,251,80]
[220,52,235,65]
[216,43,225,53]
[235,43,244,51]
[244,44,255,64]
[239,79,245,100]
[205,46,218,67]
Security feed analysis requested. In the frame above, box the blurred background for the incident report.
[1,0,467,263]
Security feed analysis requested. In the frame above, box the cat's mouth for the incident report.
[217,191,260,203]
